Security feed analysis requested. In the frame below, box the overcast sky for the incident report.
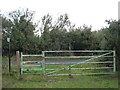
[0,0,119,31]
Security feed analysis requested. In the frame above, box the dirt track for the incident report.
[45,59,86,65]
[8,59,87,65]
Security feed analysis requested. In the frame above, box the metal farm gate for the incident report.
[17,50,116,76]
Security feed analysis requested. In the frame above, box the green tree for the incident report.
[40,14,53,50]
[97,20,120,70]
[2,8,40,55]
[2,17,13,55]
[99,20,119,50]
[40,14,71,50]
[49,14,70,50]
[68,25,93,50]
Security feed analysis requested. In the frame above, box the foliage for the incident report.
[2,9,119,88]
[2,8,40,55]
[2,8,120,60]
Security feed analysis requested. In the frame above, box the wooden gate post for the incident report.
[16,51,20,75]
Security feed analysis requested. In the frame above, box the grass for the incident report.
[2,56,119,88]
[2,72,118,88]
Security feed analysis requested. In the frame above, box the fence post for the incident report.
[16,51,20,75]
[20,52,23,74]
[113,51,116,72]
[42,51,45,74]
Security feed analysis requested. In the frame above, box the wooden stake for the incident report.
[16,51,20,75]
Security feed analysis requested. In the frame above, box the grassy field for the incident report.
[2,56,119,88]
[2,72,118,88]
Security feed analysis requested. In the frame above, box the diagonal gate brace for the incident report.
[46,51,113,75]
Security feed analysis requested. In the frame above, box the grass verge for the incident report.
[2,56,119,88]
[2,72,118,88]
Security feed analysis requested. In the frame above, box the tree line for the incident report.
[2,8,120,61]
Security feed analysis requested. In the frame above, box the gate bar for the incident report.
[44,50,113,52]
[45,51,113,75]
[47,73,114,76]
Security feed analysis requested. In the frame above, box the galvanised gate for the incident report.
[16,50,116,76]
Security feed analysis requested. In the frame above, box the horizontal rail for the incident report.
[45,56,113,59]
[47,73,114,76]
[76,61,113,64]
[22,54,43,57]
[45,67,113,70]
[43,50,114,53]
[45,61,113,65]
[22,65,42,67]
[46,51,113,75]
[22,69,43,71]
[23,73,42,75]
[22,61,39,62]
[45,62,76,65]
[70,52,113,67]
[21,67,113,71]
[46,69,61,70]
[22,61,42,64]
[70,67,113,70]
